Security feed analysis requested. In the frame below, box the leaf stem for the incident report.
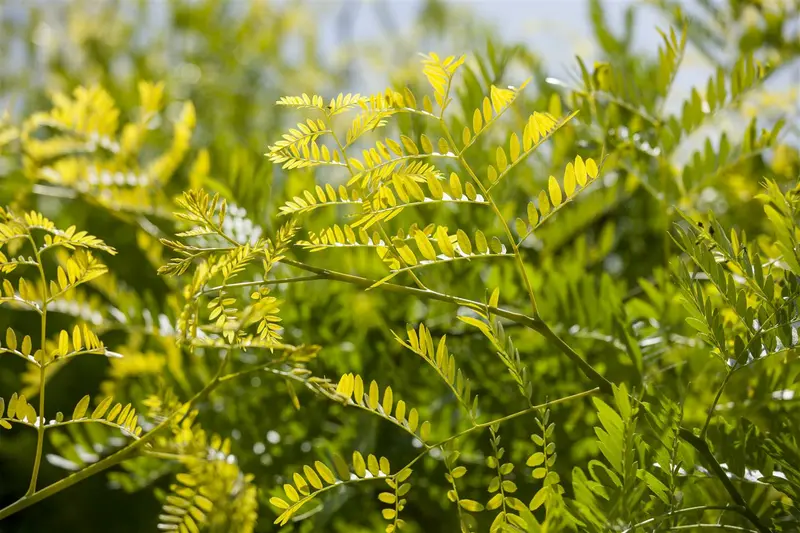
[0,349,237,521]
[622,504,749,533]
[323,110,428,291]
[678,428,772,533]
[440,119,539,316]
[280,257,612,393]
[26,233,47,496]
[700,370,732,439]
[398,387,599,475]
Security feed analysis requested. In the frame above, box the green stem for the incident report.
[666,526,756,532]
[440,120,539,316]
[279,257,766,531]
[700,369,732,439]
[280,257,613,393]
[26,234,47,497]
[323,110,428,291]
[678,429,772,533]
[399,387,599,473]
[622,505,749,533]
[0,352,232,521]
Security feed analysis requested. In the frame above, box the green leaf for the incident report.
[315,461,336,484]
[548,176,562,206]
[451,466,467,478]
[5,328,16,351]
[637,470,670,504]
[529,488,548,511]
[72,395,90,420]
[91,396,113,419]
[353,451,367,477]
[459,499,484,512]
[269,497,289,510]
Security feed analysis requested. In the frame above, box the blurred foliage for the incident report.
[1,0,800,532]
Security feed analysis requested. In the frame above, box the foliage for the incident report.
[2,0,800,532]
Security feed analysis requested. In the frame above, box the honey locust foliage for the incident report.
[1,1,800,532]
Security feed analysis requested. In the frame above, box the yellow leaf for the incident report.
[382,386,394,415]
[474,230,488,254]
[304,465,323,489]
[549,176,563,206]
[72,325,83,351]
[368,380,380,410]
[415,231,438,261]
[408,408,419,432]
[91,396,113,419]
[514,218,527,237]
[527,202,539,227]
[496,147,508,172]
[435,226,455,258]
[336,373,354,400]
[57,267,67,289]
[456,230,472,255]
[396,243,418,266]
[107,403,122,423]
[564,162,576,196]
[283,484,299,502]
[586,157,598,179]
[405,179,426,202]
[472,108,482,134]
[353,451,366,477]
[21,336,32,356]
[315,461,336,484]
[489,287,500,309]
[367,454,380,476]
[538,190,551,216]
[487,493,504,511]
[420,134,433,154]
[426,174,444,200]
[464,182,477,201]
[487,165,498,183]
[270,497,289,510]
[449,173,462,199]
[72,395,90,420]
[420,420,431,441]
[5,328,16,352]
[509,133,520,162]
[459,499,484,512]
[575,156,587,186]
[354,375,365,404]
[400,135,418,155]
[395,400,406,423]
[482,97,492,123]
[293,473,308,495]
[58,330,69,356]
[397,468,412,483]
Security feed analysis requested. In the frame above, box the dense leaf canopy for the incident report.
[1,1,800,532]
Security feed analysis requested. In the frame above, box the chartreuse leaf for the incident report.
[518,155,600,243]
[334,373,433,442]
[271,453,396,526]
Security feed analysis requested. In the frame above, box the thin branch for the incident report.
[440,119,540,316]
[201,275,323,295]
[622,504,750,532]
[0,351,234,520]
[678,429,772,533]
[397,387,600,473]
[26,232,47,496]
[279,257,614,394]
